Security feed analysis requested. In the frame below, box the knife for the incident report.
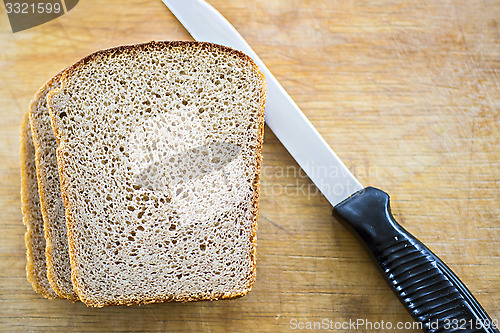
[161,1,498,332]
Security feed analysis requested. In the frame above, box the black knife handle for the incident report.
[333,187,499,333]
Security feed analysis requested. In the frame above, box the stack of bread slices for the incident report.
[20,41,266,307]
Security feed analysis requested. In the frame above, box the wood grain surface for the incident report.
[0,0,498,332]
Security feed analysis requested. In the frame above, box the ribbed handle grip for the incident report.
[333,187,499,333]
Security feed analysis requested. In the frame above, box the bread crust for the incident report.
[20,112,59,299]
[29,72,80,301]
[47,40,266,307]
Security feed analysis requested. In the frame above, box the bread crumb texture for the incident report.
[47,41,266,306]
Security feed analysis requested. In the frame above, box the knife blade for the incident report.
[162,0,362,207]
[161,1,499,332]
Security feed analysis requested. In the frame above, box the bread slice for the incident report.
[20,112,59,299]
[29,73,79,301]
[47,41,266,306]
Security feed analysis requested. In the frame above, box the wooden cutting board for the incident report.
[0,0,498,332]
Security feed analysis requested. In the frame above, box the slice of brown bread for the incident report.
[29,73,79,301]
[47,41,266,307]
[20,112,59,299]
